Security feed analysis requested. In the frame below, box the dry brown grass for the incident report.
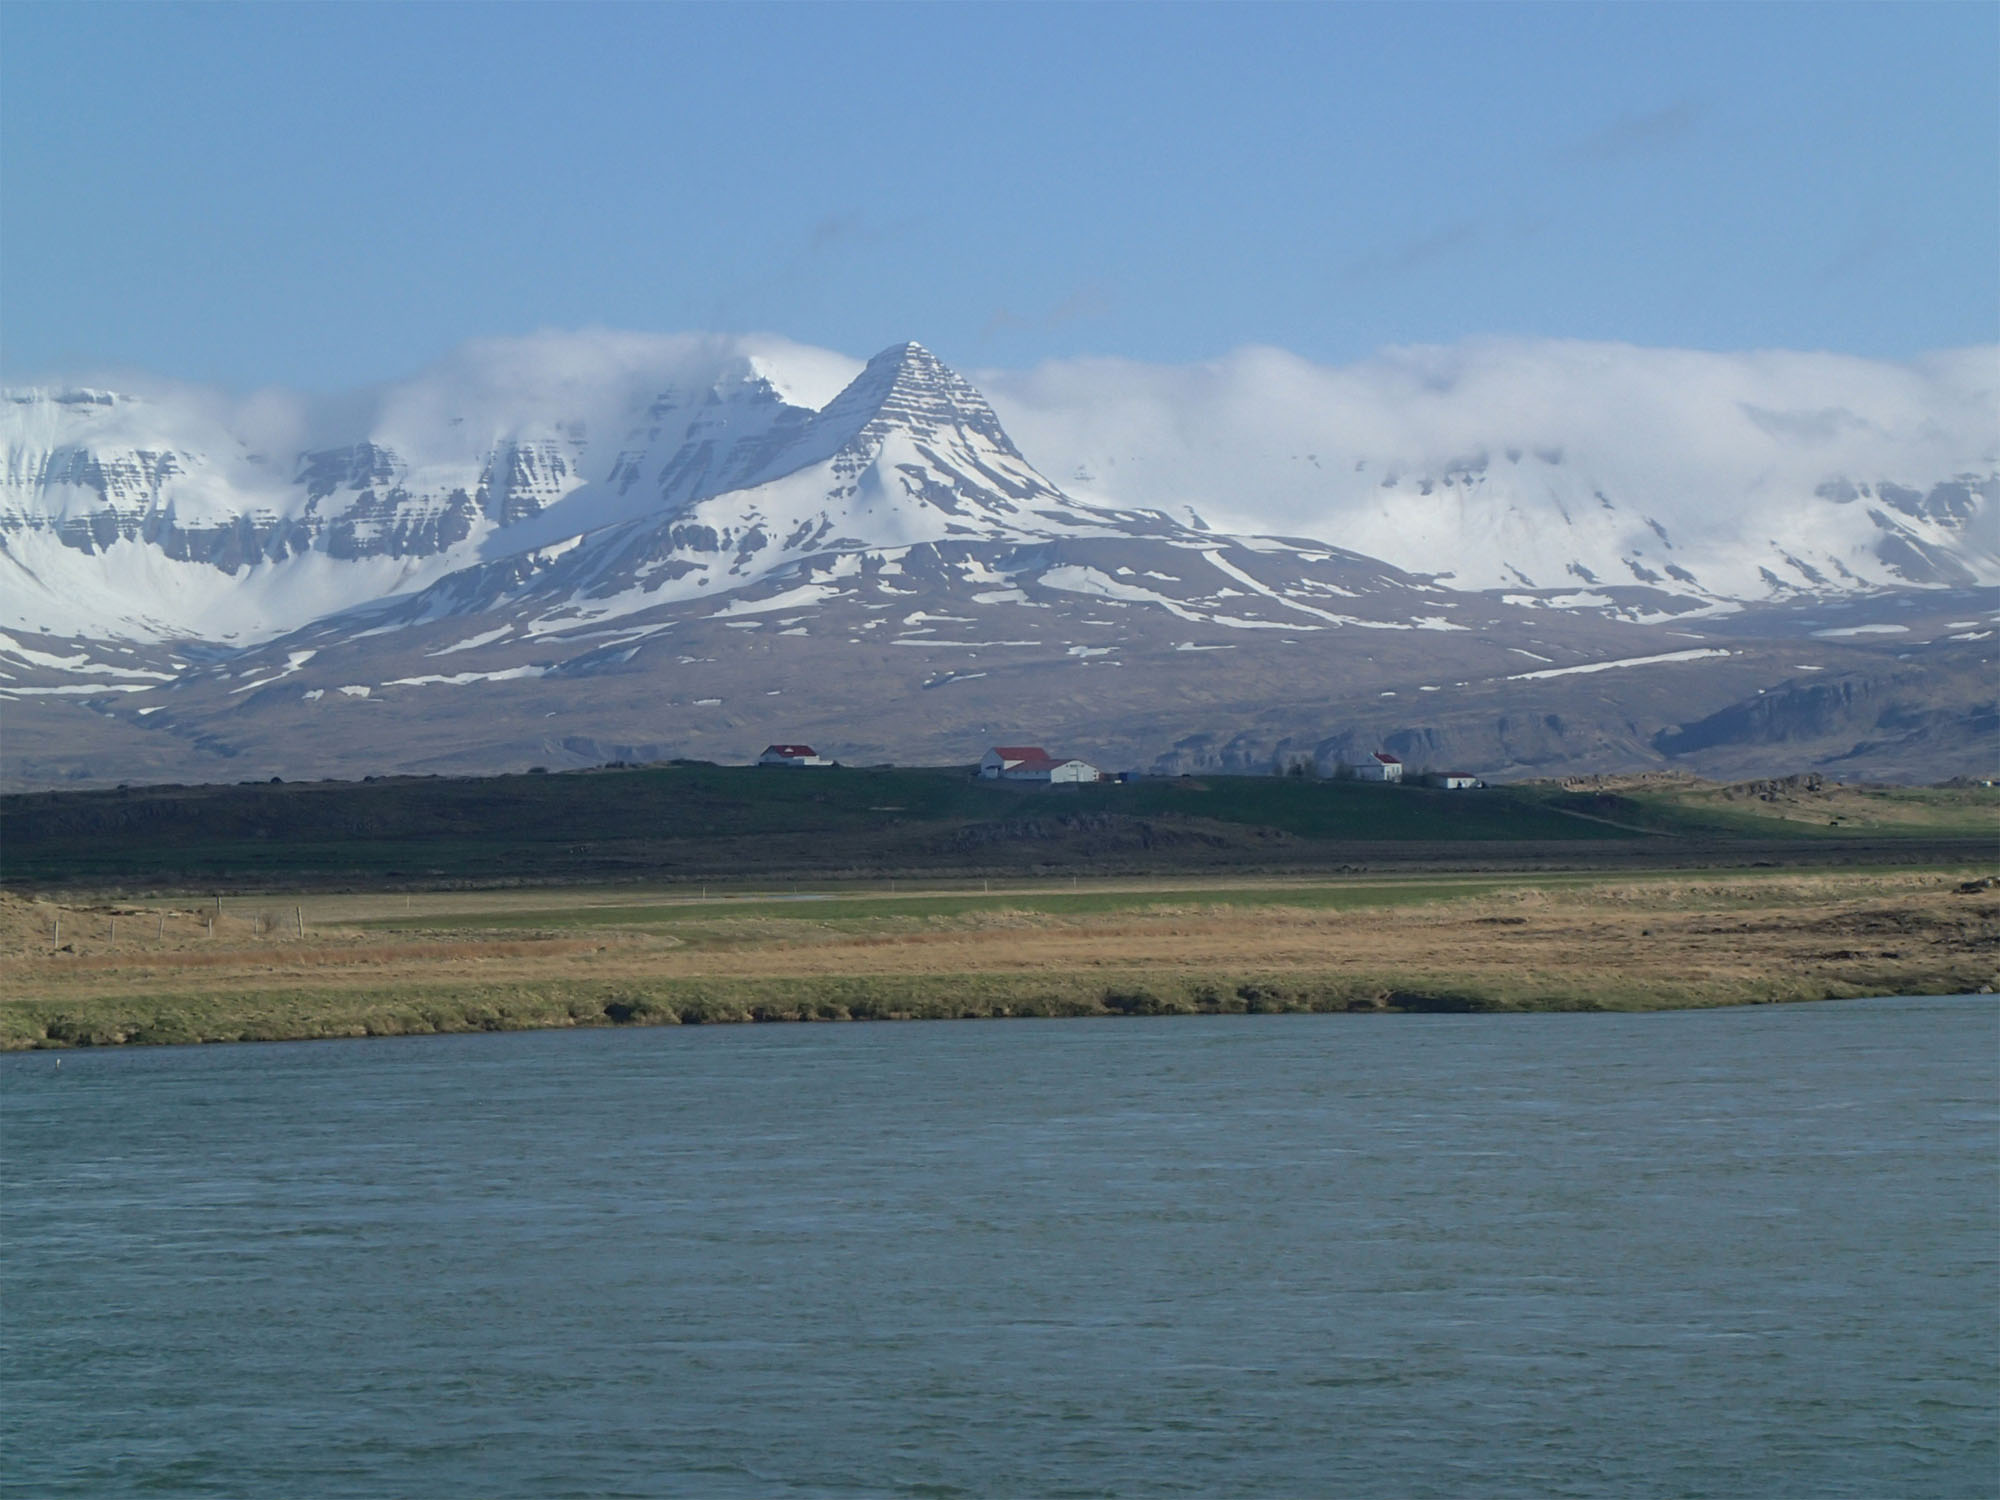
[5,873,1994,1034]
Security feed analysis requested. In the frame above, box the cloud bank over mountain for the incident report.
[5,331,1994,648]
[979,339,1999,593]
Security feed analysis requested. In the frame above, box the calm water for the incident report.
[3,1000,1995,1498]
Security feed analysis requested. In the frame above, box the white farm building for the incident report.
[1354,752,1403,783]
[758,743,833,767]
[979,746,1101,784]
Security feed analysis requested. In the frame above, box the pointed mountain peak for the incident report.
[813,341,1022,460]
[872,339,942,371]
[717,339,1067,512]
[834,340,953,404]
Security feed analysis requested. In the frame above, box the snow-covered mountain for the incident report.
[3,333,861,642]
[7,334,1995,645]
[2,334,1994,788]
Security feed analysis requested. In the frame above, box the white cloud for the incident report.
[977,339,2000,595]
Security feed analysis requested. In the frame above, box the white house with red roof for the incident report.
[1354,751,1403,783]
[979,745,1100,783]
[758,743,833,767]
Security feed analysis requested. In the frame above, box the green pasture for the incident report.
[5,761,1991,891]
[348,863,1989,934]
[353,877,1523,932]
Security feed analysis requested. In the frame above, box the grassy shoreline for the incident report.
[8,967,1978,1051]
[6,865,1992,1049]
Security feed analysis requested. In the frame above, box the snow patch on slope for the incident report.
[1505,648,1733,680]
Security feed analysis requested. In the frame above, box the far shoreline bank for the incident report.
[8,865,1992,1051]
[7,970,1990,1052]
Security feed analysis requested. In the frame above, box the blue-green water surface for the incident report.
[4,998,1995,1497]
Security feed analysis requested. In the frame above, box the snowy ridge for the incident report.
[0,339,1215,650]
[0,334,868,641]
[251,346,1345,648]
[4,333,1996,667]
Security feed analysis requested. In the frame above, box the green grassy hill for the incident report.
[4,763,1989,891]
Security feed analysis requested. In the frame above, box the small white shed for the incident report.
[1042,758,1100,784]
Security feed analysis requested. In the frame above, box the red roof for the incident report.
[989,745,1049,760]
[764,744,817,757]
[1372,752,1402,764]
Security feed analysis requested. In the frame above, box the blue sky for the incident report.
[3,1,1994,391]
